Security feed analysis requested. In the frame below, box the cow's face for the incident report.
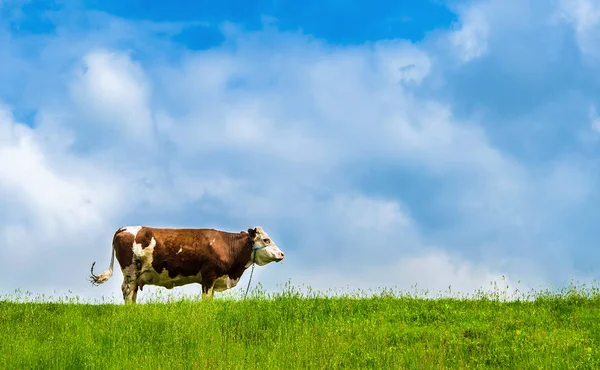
[248,226,284,266]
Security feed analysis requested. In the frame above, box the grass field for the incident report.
[1,281,599,369]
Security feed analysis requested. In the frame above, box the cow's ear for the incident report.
[247,228,256,238]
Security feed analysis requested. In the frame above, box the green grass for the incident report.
[1,281,599,369]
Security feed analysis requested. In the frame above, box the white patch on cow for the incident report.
[121,225,142,237]
[128,234,203,290]
[132,242,143,257]
[132,236,155,258]
[132,237,156,263]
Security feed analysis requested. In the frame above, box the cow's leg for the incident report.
[201,274,216,301]
[121,266,139,304]
[202,285,214,300]
[122,279,138,304]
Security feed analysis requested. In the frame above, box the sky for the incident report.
[1,0,600,302]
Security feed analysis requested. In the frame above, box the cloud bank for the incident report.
[1,0,599,301]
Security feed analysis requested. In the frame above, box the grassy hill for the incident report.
[1,283,599,369]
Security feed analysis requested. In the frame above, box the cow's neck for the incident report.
[226,233,254,279]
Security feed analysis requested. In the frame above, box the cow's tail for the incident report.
[89,238,116,286]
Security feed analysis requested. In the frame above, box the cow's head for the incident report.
[248,226,284,265]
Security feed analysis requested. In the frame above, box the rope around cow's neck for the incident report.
[244,242,271,299]
[244,262,255,299]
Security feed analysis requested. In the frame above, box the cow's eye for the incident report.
[263,238,271,244]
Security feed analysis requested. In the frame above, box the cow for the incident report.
[89,225,284,303]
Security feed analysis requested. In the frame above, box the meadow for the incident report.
[1,281,599,369]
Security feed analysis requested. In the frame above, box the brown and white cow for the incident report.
[89,225,284,303]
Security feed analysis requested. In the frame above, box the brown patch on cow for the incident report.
[147,229,251,282]
[113,230,134,268]
[134,227,155,249]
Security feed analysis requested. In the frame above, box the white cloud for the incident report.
[450,5,489,62]
[152,34,516,184]
[329,195,413,233]
[0,103,125,294]
[559,0,600,32]
[310,195,421,261]
[69,49,154,141]
[279,249,524,299]
[374,40,432,84]
[0,105,119,233]
[558,0,600,57]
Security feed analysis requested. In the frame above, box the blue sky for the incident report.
[1,0,600,301]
